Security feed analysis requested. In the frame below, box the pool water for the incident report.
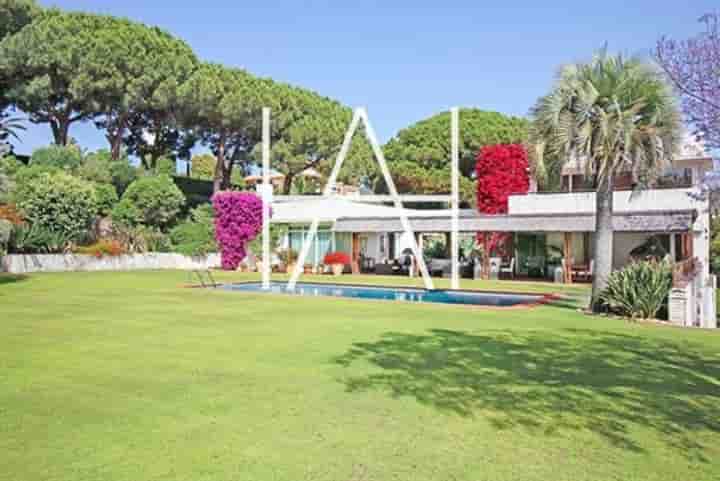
[223,282,545,307]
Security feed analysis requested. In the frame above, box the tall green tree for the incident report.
[0,10,197,152]
[385,160,476,206]
[267,85,374,193]
[384,109,528,177]
[179,63,275,192]
[529,50,681,308]
[0,0,39,113]
[124,114,196,170]
[382,109,527,204]
[87,19,197,161]
[0,0,39,42]
[0,10,101,145]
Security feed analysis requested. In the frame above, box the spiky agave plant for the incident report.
[599,260,673,319]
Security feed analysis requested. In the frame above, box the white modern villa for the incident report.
[266,135,716,328]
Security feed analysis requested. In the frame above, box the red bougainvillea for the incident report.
[476,144,529,257]
[476,143,529,214]
[324,251,351,265]
[212,191,264,270]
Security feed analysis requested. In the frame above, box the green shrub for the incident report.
[0,218,12,254]
[30,145,82,171]
[111,175,185,229]
[0,171,11,203]
[423,238,448,259]
[155,157,176,176]
[0,155,22,202]
[9,223,74,254]
[111,224,171,253]
[12,163,62,190]
[169,204,216,256]
[190,153,215,180]
[93,183,119,217]
[77,150,113,184]
[78,150,139,195]
[110,160,140,195]
[0,155,23,176]
[15,172,98,241]
[599,260,673,320]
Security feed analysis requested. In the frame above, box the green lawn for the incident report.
[1,271,719,481]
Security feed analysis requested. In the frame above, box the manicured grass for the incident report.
[1,270,719,481]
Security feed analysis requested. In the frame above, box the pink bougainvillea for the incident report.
[212,191,264,270]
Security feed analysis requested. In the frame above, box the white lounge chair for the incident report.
[499,257,515,279]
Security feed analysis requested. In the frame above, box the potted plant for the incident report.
[323,251,350,276]
[278,248,299,273]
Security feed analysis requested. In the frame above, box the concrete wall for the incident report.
[612,233,656,271]
[1,253,221,274]
[509,188,699,215]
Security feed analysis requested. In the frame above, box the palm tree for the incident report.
[0,113,25,145]
[529,50,682,310]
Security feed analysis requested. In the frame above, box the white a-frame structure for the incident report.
[287,107,436,290]
[261,106,461,292]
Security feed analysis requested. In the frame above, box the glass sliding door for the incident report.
[315,231,332,265]
[516,233,547,278]
[288,226,333,267]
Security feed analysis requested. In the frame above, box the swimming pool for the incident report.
[223,282,546,307]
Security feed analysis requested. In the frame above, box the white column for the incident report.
[261,107,271,290]
[692,195,714,327]
[450,107,460,290]
[669,233,676,262]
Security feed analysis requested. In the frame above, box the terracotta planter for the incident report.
[285,262,296,274]
[331,264,344,276]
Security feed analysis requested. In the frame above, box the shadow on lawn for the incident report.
[544,296,585,311]
[0,274,27,286]
[334,328,720,459]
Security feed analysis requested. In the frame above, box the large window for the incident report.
[657,167,693,188]
[287,227,348,266]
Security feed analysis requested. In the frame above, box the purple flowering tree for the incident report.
[657,13,720,149]
[212,191,264,270]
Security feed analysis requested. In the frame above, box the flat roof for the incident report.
[332,210,696,233]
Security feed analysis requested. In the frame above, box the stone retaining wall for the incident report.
[1,253,221,274]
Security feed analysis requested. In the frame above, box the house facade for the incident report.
[267,137,715,327]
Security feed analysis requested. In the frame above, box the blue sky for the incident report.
[13,0,718,156]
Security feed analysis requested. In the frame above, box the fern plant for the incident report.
[599,260,673,320]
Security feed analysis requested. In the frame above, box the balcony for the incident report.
[508,188,701,216]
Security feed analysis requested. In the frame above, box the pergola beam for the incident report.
[273,194,452,203]
[263,106,463,293]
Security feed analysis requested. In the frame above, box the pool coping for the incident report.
[208,280,563,310]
